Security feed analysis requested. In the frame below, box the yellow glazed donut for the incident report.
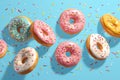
[100,14,120,37]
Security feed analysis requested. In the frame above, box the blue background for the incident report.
[0,0,120,80]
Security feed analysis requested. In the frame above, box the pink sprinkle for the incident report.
[16,68,19,71]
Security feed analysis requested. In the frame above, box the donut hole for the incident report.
[69,19,75,24]
[42,29,48,35]
[17,26,24,33]
[66,52,71,57]
[97,42,103,51]
[22,57,28,64]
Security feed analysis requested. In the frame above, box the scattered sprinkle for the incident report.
[17,9,22,13]
[5,8,8,11]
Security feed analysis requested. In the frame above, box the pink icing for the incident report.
[33,20,56,45]
[55,41,82,67]
[59,9,85,34]
[0,40,7,54]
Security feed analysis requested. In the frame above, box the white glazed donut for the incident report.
[86,34,110,60]
[14,47,39,74]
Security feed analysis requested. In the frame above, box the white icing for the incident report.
[14,47,38,73]
[90,34,110,59]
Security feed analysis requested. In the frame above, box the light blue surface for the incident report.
[0,0,120,80]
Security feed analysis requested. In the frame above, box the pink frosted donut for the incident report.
[0,40,7,58]
[59,9,85,34]
[31,20,56,46]
[55,41,82,67]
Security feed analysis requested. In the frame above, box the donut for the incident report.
[86,34,110,60]
[30,20,56,47]
[8,16,32,41]
[14,47,39,74]
[100,14,120,37]
[59,9,85,34]
[55,41,82,67]
[0,40,7,58]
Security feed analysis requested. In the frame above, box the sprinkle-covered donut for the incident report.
[86,34,110,60]
[59,9,85,34]
[14,47,38,74]
[8,16,32,41]
[30,20,56,47]
[0,40,7,58]
[55,41,82,67]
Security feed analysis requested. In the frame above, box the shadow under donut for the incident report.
[55,19,78,39]
[50,52,76,75]
[35,45,49,58]
[97,21,120,48]
[82,42,106,69]
[1,60,25,80]
[2,25,32,54]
